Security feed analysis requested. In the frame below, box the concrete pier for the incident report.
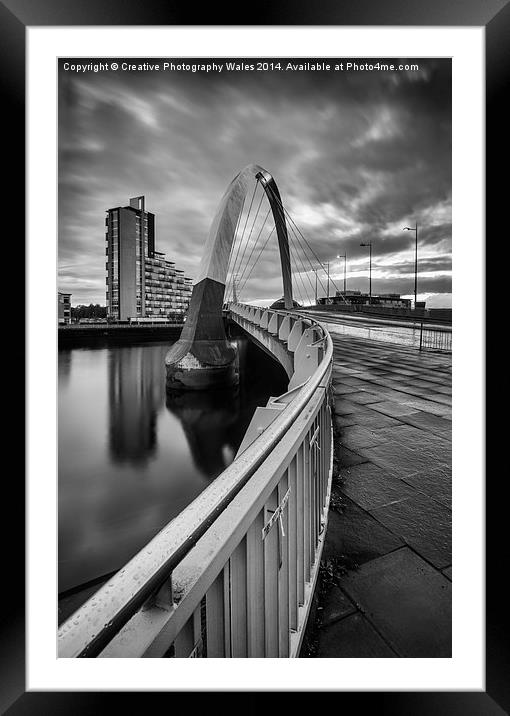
[304,333,451,658]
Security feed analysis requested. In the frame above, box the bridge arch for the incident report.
[166,164,294,389]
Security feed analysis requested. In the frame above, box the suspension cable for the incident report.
[226,180,259,301]
[264,182,347,303]
[288,230,315,305]
[287,223,320,302]
[238,225,275,295]
[236,206,271,288]
[266,181,333,297]
[233,187,266,292]
[288,238,309,306]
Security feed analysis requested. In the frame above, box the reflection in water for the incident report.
[108,346,163,466]
[166,387,241,479]
[58,350,72,387]
[58,338,287,606]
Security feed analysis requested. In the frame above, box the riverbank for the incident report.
[58,323,185,347]
[302,332,451,657]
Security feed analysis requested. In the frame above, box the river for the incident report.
[58,336,287,617]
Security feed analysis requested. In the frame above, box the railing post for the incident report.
[419,320,424,351]
[246,510,265,657]
[205,573,225,657]
[296,443,305,606]
[278,471,290,657]
[303,431,312,583]
[288,456,298,633]
[230,538,248,657]
[264,488,280,657]
[223,562,232,657]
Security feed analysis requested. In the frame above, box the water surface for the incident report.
[58,338,287,599]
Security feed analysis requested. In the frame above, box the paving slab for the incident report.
[344,391,385,405]
[340,424,389,449]
[427,393,452,406]
[369,400,420,418]
[357,441,441,478]
[431,385,453,395]
[402,464,452,509]
[333,399,372,416]
[336,376,371,387]
[398,410,452,436]
[341,410,403,430]
[340,462,417,511]
[420,374,451,385]
[317,612,397,658]
[332,366,365,376]
[336,445,369,467]
[404,378,444,389]
[405,400,452,418]
[323,498,404,565]
[332,384,361,396]
[334,414,361,429]
[340,548,452,657]
[370,492,451,568]
[320,586,357,627]
[376,424,429,445]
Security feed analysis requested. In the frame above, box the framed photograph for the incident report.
[6,0,503,712]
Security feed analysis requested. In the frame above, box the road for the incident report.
[301,310,451,351]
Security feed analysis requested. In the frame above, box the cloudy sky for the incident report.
[58,58,451,307]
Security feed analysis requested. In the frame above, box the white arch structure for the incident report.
[165,164,294,389]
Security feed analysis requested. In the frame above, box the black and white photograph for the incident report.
[0,0,498,708]
[0,0,499,707]
[57,56,453,660]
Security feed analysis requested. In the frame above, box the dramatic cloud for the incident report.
[58,58,451,307]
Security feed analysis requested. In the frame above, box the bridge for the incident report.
[58,165,336,657]
[58,164,451,659]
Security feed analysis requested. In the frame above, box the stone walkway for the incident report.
[311,333,452,658]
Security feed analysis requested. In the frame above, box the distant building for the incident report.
[105,196,193,321]
[318,290,412,309]
[58,292,72,324]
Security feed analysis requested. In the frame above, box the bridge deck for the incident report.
[305,333,451,657]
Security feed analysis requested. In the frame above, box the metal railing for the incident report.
[419,322,452,352]
[306,311,451,353]
[58,303,333,658]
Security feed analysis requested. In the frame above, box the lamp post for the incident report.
[360,242,372,303]
[326,260,330,302]
[403,223,418,308]
[337,253,347,294]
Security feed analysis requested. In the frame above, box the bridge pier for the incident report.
[165,278,238,390]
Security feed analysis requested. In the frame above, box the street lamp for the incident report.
[359,242,372,302]
[326,260,330,302]
[337,253,347,294]
[403,223,418,308]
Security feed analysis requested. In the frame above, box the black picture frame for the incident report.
[5,0,504,713]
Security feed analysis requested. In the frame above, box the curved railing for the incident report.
[58,303,334,658]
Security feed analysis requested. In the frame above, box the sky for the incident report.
[58,58,452,308]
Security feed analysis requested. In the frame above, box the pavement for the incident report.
[306,332,452,658]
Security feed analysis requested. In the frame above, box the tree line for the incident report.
[71,304,107,319]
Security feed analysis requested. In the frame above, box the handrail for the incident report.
[58,303,333,657]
